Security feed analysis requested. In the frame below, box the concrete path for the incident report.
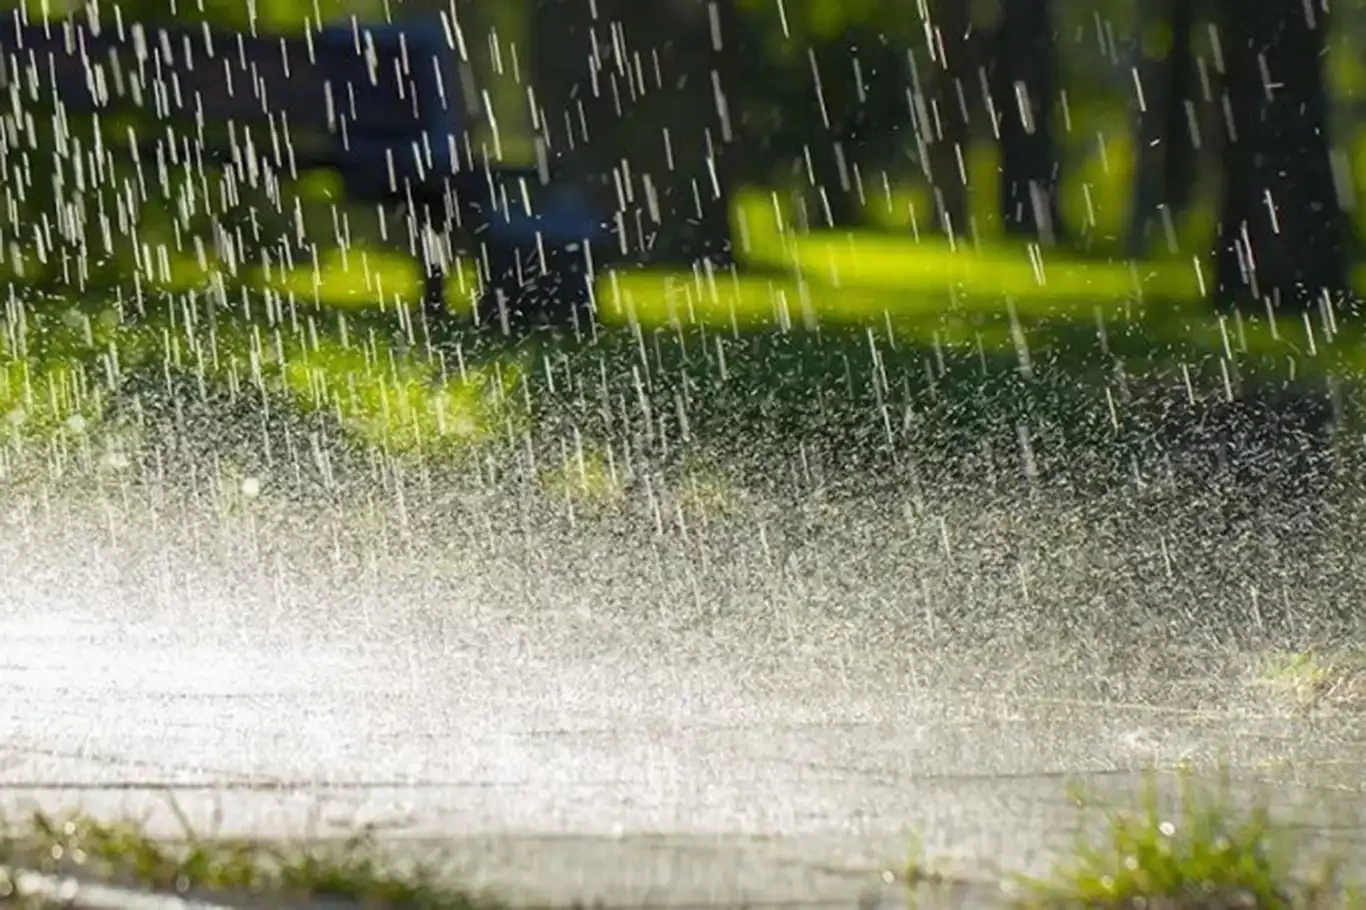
[5,604,1366,908]
[4,470,1366,907]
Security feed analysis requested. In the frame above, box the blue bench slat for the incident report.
[0,18,463,177]
[313,22,465,197]
[0,20,334,128]
[0,13,617,318]
[485,198,611,245]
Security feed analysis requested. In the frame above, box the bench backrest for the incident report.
[0,14,466,200]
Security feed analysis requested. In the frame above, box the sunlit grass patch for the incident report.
[677,466,748,520]
[251,245,423,310]
[1249,650,1366,713]
[0,284,536,464]
[249,245,489,318]
[0,304,134,446]
[1014,772,1355,910]
[0,358,103,444]
[207,317,530,455]
[538,438,628,511]
[731,187,1205,306]
[0,808,504,909]
[763,227,1195,304]
[596,264,1198,368]
[95,186,1366,399]
[80,238,485,318]
[599,266,821,332]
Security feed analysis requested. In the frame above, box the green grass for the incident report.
[5,179,1366,510]
[1013,773,1359,910]
[4,777,1356,910]
[1250,651,1366,713]
[0,807,504,909]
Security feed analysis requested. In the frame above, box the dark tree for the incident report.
[698,0,744,263]
[990,0,1064,243]
[1127,0,1199,257]
[530,0,740,268]
[1213,0,1345,310]
[795,41,871,230]
[917,0,976,239]
[791,31,914,231]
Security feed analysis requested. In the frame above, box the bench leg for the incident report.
[421,269,447,325]
[413,218,453,334]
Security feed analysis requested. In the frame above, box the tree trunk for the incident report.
[529,0,738,268]
[1213,0,1345,310]
[1127,0,1198,257]
[919,0,975,239]
[525,0,619,202]
[1159,0,1199,216]
[700,0,742,264]
[991,0,1064,243]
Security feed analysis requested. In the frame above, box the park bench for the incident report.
[0,11,610,332]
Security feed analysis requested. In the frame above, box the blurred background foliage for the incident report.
[8,0,1366,281]
[4,0,1366,472]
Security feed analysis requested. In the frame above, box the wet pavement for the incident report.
[5,602,1366,907]
[4,462,1366,908]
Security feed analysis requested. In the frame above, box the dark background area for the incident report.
[2,0,1365,648]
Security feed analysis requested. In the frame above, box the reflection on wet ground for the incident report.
[4,418,1366,906]
[5,592,1366,905]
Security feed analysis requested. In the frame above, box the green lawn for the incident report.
[3,774,1361,909]
[3,186,1364,470]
